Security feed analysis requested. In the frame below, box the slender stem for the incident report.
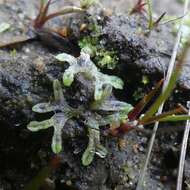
[43,6,84,24]
[153,12,166,27]
[42,0,52,19]
[177,102,190,190]
[160,14,186,26]
[128,79,163,121]
[139,106,185,125]
[146,0,153,30]
[136,0,190,189]
[141,40,190,121]
[34,1,84,29]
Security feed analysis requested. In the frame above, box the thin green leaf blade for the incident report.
[139,106,184,125]
[158,115,190,122]
[128,79,163,120]
[141,42,190,121]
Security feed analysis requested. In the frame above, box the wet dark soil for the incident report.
[0,0,190,190]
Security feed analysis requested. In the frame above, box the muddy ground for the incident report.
[0,0,190,190]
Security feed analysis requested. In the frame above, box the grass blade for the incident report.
[157,115,190,122]
[177,102,190,190]
[44,6,84,23]
[153,12,166,27]
[146,0,153,30]
[136,0,190,189]
[141,41,190,121]
[139,106,186,125]
[128,79,163,120]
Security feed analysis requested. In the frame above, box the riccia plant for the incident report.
[55,52,123,100]
[27,79,80,154]
[27,52,133,166]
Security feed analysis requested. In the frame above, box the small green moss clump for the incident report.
[96,50,119,69]
[78,22,119,70]
[78,36,97,57]
[80,0,97,9]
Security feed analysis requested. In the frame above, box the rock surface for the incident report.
[0,1,190,190]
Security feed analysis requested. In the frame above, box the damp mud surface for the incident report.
[0,0,190,190]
